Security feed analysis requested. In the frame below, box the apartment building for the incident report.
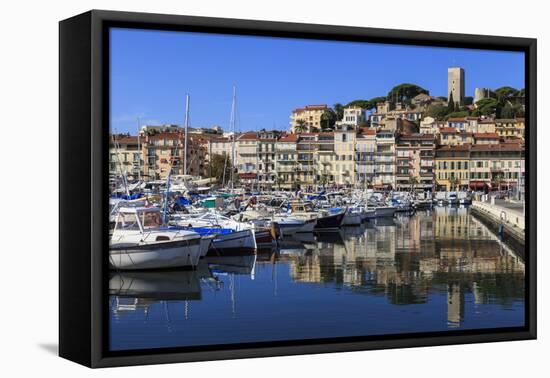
[275,133,298,190]
[257,130,282,189]
[335,105,367,127]
[395,134,436,191]
[235,132,259,186]
[374,130,396,189]
[469,143,524,191]
[290,104,327,133]
[334,125,357,186]
[316,132,336,186]
[109,134,141,181]
[495,119,525,139]
[139,125,208,180]
[439,128,473,146]
[435,145,471,191]
[355,128,376,187]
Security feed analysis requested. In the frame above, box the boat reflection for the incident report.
[110,208,525,345]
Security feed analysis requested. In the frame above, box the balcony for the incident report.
[318,145,334,152]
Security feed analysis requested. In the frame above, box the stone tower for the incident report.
[448,67,465,106]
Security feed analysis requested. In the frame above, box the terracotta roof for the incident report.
[495,119,518,123]
[437,144,471,152]
[474,133,499,139]
[479,119,496,124]
[440,127,458,134]
[238,132,258,141]
[399,133,435,140]
[470,143,523,152]
[112,135,138,144]
[279,134,299,142]
[293,104,327,113]
[359,127,376,136]
[148,132,182,140]
[447,117,467,122]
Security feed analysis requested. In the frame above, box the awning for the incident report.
[238,173,257,179]
[469,181,488,189]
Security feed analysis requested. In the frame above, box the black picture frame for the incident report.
[59,9,537,368]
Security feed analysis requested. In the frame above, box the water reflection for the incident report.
[110,208,525,351]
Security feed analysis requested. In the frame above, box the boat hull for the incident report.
[375,207,397,218]
[208,229,256,255]
[342,212,362,226]
[109,238,202,270]
[315,212,345,230]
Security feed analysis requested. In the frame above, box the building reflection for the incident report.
[283,208,524,328]
[109,208,524,331]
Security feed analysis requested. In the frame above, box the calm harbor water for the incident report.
[109,207,525,351]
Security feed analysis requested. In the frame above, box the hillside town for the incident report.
[110,66,525,195]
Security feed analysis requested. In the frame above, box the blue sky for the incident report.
[110,28,525,134]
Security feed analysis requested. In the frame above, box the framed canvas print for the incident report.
[59,10,536,368]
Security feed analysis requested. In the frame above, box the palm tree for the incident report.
[448,175,459,191]
[276,174,285,191]
[493,172,504,192]
[294,119,307,133]
[408,176,419,192]
[319,173,329,189]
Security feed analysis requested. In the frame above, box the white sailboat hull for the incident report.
[109,240,202,270]
[210,229,256,253]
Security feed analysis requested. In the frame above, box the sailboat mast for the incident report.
[230,86,236,190]
[137,117,141,181]
[183,94,190,176]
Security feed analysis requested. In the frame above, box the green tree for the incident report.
[500,102,515,119]
[387,83,429,104]
[494,86,519,101]
[333,103,344,121]
[346,97,386,111]
[447,92,456,113]
[425,103,448,120]
[320,108,337,131]
[473,98,499,117]
[444,111,470,120]
[206,153,233,184]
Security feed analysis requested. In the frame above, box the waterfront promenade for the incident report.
[471,198,525,245]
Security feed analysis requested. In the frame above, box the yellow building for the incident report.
[435,144,471,191]
[439,128,473,146]
[235,132,259,186]
[495,118,524,139]
[290,104,327,133]
[334,125,356,186]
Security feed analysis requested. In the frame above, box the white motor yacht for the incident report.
[110,207,204,270]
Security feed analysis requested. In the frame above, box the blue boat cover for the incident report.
[190,227,233,236]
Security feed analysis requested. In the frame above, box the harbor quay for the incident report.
[471,197,525,248]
